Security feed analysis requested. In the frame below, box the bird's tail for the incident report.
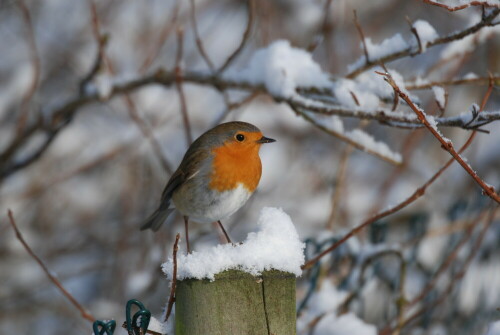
[140,207,174,232]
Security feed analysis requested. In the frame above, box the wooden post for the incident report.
[175,269,296,335]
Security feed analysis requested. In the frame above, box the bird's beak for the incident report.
[256,136,276,144]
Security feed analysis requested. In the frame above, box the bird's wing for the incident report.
[159,169,185,207]
[160,146,210,206]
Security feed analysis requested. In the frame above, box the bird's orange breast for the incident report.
[209,135,263,192]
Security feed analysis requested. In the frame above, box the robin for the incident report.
[141,121,275,252]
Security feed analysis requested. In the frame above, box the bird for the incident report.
[140,121,275,252]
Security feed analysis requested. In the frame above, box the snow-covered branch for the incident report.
[347,8,500,78]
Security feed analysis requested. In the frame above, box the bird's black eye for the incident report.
[236,134,245,142]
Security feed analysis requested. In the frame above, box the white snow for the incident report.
[441,14,500,60]
[365,34,408,60]
[456,103,479,124]
[463,72,478,80]
[307,280,348,315]
[162,207,305,281]
[344,129,403,164]
[348,34,409,72]
[147,316,170,335]
[487,320,500,335]
[304,110,403,165]
[94,74,114,100]
[413,20,438,52]
[126,272,152,295]
[224,40,331,98]
[425,113,437,129]
[432,86,446,109]
[297,280,377,335]
[314,313,377,335]
[459,261,500,315]
[333,78,381,111]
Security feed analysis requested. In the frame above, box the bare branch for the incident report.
[218,0,255,73]
[79,0,108,95]
[123,95,174,174]
[175,28,194,146]
[15,0,41,133]
[301,129,478,270]
[6,210,95,323]
[326,143,354,230]
[189,0,215,72]
[165,233,180,322]
[382,72,500,204]
[406,208,488,308]
[139,0,180,73]
[353,10,370,64]
[382,204,499,334]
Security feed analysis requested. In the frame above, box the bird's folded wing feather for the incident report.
[160,147,210,204]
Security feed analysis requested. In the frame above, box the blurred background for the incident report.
[0,0,499,334]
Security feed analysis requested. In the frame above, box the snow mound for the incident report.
[163,207,305,281]
[224,40,331,98]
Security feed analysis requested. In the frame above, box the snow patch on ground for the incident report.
[163,207,305,281]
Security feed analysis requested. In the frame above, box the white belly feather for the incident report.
[173,183,252,223]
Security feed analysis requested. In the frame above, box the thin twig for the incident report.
[79,0,108,95]
[381,72,500,203]
[326,144,354,230]
[407,208,487,308]
[302,128,478,270]
[218,0,255,73]
[6,210,95,322]
[87,6,174,174]
[307,0,333,53]
[353,10,370,63]
[15,0,41,134]
[423,0,500,11]
[189,0,215,71]
[291,104,402,166]
[383,204,499,334]
[347,8,500,78]
[175,28,193,146]
[165,233,180,322]
[405,16,423,54]
[139,0,180,73]
[406,75,500,90]
[123,95,174,174]
[211,91,260,126]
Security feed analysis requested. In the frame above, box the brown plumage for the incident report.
[140,121,275,250]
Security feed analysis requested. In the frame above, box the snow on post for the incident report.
[162,207,305,281]
[163,207,303,335]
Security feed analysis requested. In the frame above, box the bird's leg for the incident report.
[184,216,191,253]
[217,220,232,244]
